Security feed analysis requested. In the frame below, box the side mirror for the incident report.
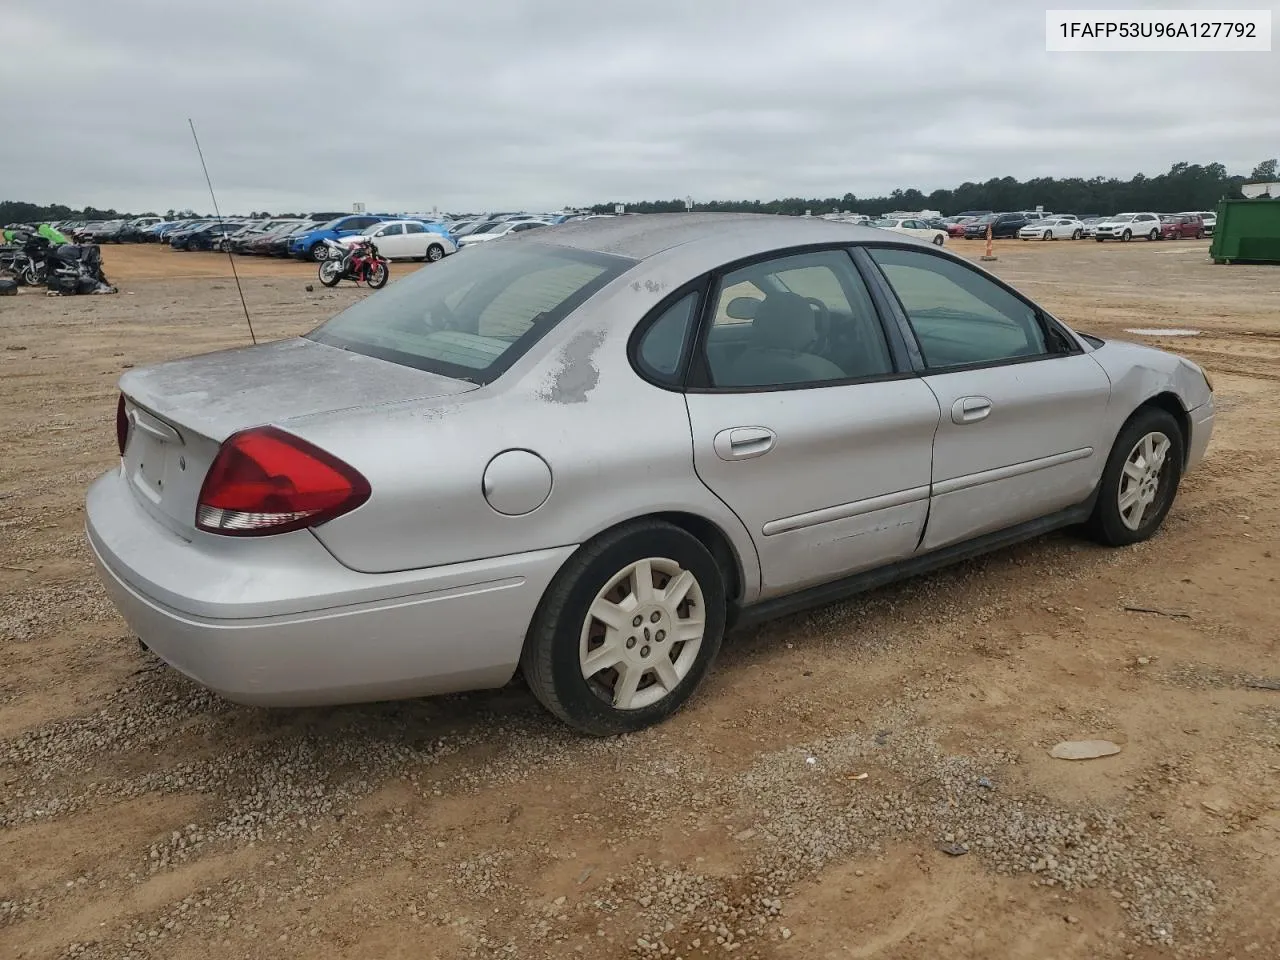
[725,296,760,320]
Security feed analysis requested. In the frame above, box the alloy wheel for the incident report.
[1118,432,1172,531]
[579,557,705,710]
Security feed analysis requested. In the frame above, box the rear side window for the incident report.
[307,245,632,384]
[635,292,700,384]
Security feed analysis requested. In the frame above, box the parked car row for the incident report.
[33,211,607,263]
[914,209,1219,243]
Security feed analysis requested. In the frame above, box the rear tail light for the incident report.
[195,427,370,536]
[116,394,129,456]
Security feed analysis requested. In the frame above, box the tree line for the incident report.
[4,159,1276,226]
[588,159,1279,217]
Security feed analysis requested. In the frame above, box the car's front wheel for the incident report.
[426,243,445,261]
[521,521,726,736]
[1089,407,1184,546]
[1121,229,1133,242]
[309,242,328,262]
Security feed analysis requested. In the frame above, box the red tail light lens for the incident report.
[116,394,129,456]
[195,427,370,536]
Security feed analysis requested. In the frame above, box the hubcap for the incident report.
[1118,432,1171,531]
[579,557,705,710]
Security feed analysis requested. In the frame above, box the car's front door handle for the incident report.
[713,426,776,461]
[952,396,992,424]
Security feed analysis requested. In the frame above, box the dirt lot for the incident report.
[2,239,1277,960]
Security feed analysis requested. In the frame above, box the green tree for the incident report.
[1249,159,1278,182]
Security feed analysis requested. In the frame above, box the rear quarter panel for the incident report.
[285,260,764,599]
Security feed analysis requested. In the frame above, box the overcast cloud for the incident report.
[3,0,1274,213]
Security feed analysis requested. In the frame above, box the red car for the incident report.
[946,217,976,238]
[1159,214,1205,240]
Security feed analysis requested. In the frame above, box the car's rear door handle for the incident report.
[713,426,776,461]
[951,396,992,424]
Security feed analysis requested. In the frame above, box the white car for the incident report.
[1018,217,1085,241]
[1094,213,1162,242]
[871,218,946,246]
[457,219,550,248]
[341,220,456,261]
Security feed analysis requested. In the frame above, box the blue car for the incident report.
[288,215,390,261]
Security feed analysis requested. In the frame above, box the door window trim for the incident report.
[860,242,1084,376]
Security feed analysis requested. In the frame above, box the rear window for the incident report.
[306,244,633,384]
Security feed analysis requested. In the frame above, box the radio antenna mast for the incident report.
[188,118,256,344]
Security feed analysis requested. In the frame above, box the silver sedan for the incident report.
[87,214,1215,735]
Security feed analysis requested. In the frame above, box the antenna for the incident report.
[188,118,257,345]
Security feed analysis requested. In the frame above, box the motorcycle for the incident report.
[0,234,52,285]
[318,237,388,289]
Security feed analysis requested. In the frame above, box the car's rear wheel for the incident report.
[1148,228,1160,241]
[1072,229,1083,240]
[1089,407,1184,547]
[521,521,726,736]
[931,234,944,246]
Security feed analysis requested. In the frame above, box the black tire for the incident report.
[1121,229,1132,242]
[309,242,328,262]
[426,243,445,261]
[318,260,342,287]
[520,520,727,736]
[1096,237,1105,242]
[366,261,389,289]
[1072,229,1082,240]
[1088,406,1184,547]
[1043,230,1052,240]
[1148,228,1160,241]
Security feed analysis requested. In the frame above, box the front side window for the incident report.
[700,249,894,388]
[868,247,1050,369]
[307,245,631,383]
[377,223,405,237]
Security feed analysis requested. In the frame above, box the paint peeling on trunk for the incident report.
[539,329,607,404]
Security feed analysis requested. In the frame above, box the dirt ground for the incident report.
[1,238,1277,960]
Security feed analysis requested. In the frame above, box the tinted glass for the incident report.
[636,292,699,383]
[869,247,1047,368]
[405,222,426,234]
[308,245,631,383]
[703,249,894,388]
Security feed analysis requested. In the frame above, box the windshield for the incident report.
[306,244,633,383]
[312,218,344,232]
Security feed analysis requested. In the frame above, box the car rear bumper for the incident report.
[85,469,575,707]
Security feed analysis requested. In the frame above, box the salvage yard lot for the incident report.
[1,239,1277,960]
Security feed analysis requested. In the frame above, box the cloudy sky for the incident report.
[4,0,1274,214]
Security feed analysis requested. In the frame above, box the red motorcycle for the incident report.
[318,237,389,288]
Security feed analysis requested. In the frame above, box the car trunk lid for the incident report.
[118,337,475,536]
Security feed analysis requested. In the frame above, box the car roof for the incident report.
[524,212,891,262]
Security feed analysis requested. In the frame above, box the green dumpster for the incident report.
[1210,198,1280,264]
